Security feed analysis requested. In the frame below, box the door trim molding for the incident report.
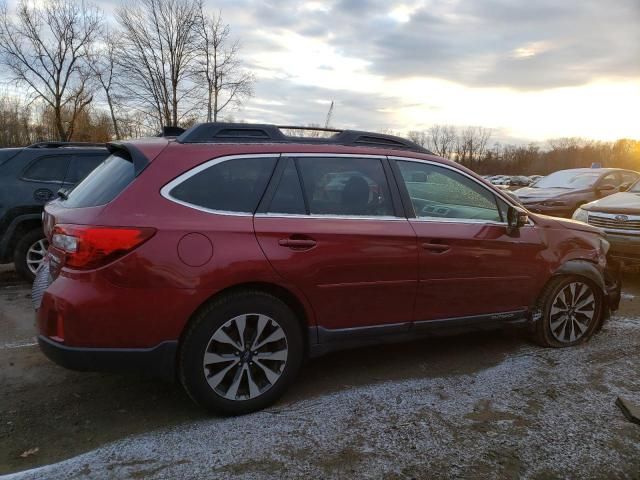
[307,309,530,357]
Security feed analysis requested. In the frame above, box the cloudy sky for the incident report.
[195,0,639,143]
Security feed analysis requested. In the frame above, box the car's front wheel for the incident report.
[534,275,603,347]
[179,291,304,415]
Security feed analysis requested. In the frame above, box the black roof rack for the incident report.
[176,122,432,154]
[158,126,186,137]
[27,141,106,149]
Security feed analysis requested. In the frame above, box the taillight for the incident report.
[43,211,55,240]
[51,224,156,270]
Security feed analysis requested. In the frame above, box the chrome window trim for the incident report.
[255,213,406,222]
[409,217,509,226]
[281,153,386,159]
[161,152,529,229]
[160,153,280,216]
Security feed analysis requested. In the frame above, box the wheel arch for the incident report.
[178,281,314,358]
[551,259,605,293]
[0,213,42,262]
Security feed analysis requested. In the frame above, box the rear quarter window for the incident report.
[166,157,277,213]
[62,153,135,208]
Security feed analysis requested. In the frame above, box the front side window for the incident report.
[22,155,71,182]
[397,160,503,222]
[296,157,394,217]
[598,172,619,188]
[169,157,277,213]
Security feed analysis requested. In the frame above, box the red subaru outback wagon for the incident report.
[34,123,621,414]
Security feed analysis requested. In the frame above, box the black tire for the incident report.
[533,275,603,348]
[179,290,304,415]
[14,228,47,282]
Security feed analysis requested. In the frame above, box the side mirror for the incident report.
[507,205,528,234]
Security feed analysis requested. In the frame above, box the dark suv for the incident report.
[33,124,621,415]
[0,142,108,280]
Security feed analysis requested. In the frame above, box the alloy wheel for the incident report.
[549,281,596,343]
[202,313,288,401]
[26,238,49,275]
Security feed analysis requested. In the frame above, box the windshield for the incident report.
[532,170,601,189]
[630,179,640,193]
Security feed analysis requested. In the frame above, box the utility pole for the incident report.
[324,101,334,128]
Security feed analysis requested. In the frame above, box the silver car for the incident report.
[573,180,640,267]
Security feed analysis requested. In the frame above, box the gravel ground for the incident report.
[1,264,639,479]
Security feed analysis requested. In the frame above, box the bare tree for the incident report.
[428,124,456,158]
[455,126,492,169]
[194,8,254,122]
[407,130,427,148]
[115,0,200,128]
[0,0,102,141]
[86,30,121,139]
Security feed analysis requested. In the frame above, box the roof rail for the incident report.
[27,141,106,149]
[176,122,432,154]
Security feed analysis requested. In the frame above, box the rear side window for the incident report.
[23,155,71,182]
[296,157,395,217]
[65,155,106,185]
[63,153,135,208]
[168,157,277,213]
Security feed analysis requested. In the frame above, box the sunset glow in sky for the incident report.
[210,0,640,143]
[8,0,639,143]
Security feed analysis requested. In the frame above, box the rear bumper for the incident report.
[38,335,177,380]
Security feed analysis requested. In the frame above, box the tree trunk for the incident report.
[106,95,121,139]
[54,102,67,141]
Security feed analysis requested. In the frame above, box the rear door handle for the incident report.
[278,238,317,249]
[421,242,450,253]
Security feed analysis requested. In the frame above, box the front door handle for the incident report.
[422,242,450,253]
[278,237,317,249]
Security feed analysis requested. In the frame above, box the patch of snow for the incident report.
[4,317,640,480]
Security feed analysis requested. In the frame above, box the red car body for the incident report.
[35,128,621,390]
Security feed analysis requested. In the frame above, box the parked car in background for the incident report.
[0,142,108,280]
[573,179,640,267]
[530,174,544,183]
[508,175,532,187]
[514,168,640,218]
[32,123,620,415]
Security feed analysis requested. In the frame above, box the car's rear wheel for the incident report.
[534,275,603,347]
[179,291,304,415]
[14,228,49,282]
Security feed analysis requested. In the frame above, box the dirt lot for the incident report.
[1,264,639,479]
